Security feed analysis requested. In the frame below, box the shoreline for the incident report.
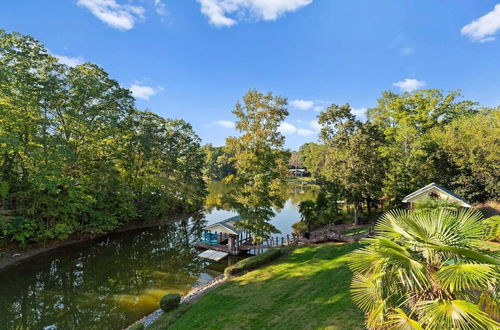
[0,213,191,271]
[127,274,229,329]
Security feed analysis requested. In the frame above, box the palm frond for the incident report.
[416,299,500,330]
[385,308,424,330]
[435,263,495,292]
[350,273,384,313]
[426,244,500,265]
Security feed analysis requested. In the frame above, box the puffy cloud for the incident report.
[290,99,315,110]
[130,84,162,100]
[53,54,85,67]
[77,0,145,30]
[393,78,426,92]
[196,0,313,27]
[213,120,236,128]
[461,4,500,43]
[278,122,298,135]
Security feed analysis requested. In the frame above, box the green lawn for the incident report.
[151,243,364,330]
[341,226,370,236]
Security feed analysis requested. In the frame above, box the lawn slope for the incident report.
[162,243,364,330]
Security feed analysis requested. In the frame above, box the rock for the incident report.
[160,293,181,312]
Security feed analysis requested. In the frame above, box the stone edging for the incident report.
[128,274,228,329]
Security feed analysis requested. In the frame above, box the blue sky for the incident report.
[1,1,500,149]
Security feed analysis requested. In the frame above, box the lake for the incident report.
[0,182,317,329]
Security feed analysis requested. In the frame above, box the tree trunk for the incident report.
[353,201,360,225]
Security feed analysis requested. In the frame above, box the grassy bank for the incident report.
[150,243,364,330]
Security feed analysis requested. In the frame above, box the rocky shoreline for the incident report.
[129,274,228,329]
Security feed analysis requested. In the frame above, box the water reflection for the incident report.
[0,182,317,329]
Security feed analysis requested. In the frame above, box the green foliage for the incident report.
[160,294,181,312]
[224,247,284,277]
[201,143,236,181]
[0,30,206,246]
[484,216,500,242]
[413,197,461,211]
[292,220,307,234]
[349,208,500,329]
[224,90,289,241]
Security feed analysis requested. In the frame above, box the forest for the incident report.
[0,30,206,247]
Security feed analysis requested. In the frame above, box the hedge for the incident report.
[224,246,291,277]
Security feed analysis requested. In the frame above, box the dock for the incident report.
[195,215,296,255]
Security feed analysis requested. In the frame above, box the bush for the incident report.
[224,247,283,277]
[292,221,307,234]
[160,293,181,312]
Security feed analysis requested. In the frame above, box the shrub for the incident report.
[292,221,307,234]
[224,247,283,277]
[160,294,181,312]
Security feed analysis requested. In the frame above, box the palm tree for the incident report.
[349,208,500,329]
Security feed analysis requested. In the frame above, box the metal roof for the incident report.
[203,215,243,235]
[402,183,471,207]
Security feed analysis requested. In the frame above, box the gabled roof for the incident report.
[203,215,243,235]
[402,183,471,207]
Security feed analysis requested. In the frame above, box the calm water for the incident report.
[0,182,317,330]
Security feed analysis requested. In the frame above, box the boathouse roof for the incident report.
[203,215,243,235]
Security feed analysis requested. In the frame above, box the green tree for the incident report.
[298,200,316,236]
[224,89,289,241]
[318,104,385,224]
[349,208,500,329]
[366,89,478,205]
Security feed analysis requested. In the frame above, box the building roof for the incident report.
[402,183,471,207]
[203,215,243,235]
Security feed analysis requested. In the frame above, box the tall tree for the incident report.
[224,89,289,241]
[318,104,385,224]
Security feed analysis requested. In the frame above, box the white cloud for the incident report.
[213,120,236,128]
[196,0,313,27]
[77,0,145,30]
[351,107,367,118]
[53,54,85,67]
[130,84,162,100]
[154,0,167,16]
[313,105,324,112]
[297,128,315,136]
[278,122,298,135]
[393,78,426,92]
[461,4,500,43]
[291,99,315,110]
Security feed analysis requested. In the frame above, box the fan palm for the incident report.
[349,208,500,329]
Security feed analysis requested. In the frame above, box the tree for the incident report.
[318,104,385,224]
[430,108,500,203]
[224,89,289,242]
[0,30,206,246]
[366,89,478,205]
[298,200,316,236]
[349,208,500,329]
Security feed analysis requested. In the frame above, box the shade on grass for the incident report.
[163,243,364,330]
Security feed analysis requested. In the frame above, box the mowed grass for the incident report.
[161,243,365,330]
